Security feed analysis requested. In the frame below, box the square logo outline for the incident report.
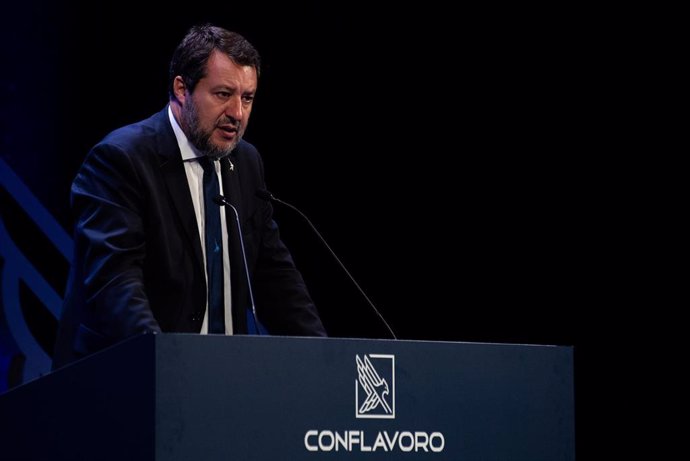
[355,353,395,419]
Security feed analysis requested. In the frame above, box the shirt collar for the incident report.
[168,105,204,162]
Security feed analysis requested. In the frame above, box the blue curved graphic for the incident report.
[0,157,73,387]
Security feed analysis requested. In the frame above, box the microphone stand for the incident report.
[213,195,261,335]
[256,189,397,340]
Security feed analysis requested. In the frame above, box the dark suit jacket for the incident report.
[52,107,326,369]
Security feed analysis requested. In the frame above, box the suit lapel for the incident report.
[157,113,205,275]
[220,156,243,220]
[220,156,248,333]
[161,160,204,272]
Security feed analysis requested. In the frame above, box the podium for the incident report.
[0,334,574,460]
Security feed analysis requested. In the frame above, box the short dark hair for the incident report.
[168,24,261,99]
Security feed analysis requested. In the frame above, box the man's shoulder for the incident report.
[235,139,260,156]
[231,139,262,166]
[98,108,169,152]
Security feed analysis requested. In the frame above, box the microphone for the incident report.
[213,194,261,335]
[256,189,397,340]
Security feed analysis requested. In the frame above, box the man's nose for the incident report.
[225,97,243,122]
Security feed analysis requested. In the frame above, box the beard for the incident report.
[181,99,241,159]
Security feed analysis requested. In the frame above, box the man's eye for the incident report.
[242,95,255,104]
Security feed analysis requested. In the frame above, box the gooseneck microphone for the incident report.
[213,194,261,335]
[256,189,397,340]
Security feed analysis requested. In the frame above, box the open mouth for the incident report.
[217,125,238,139]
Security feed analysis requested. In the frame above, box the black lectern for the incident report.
[0,334,574,460]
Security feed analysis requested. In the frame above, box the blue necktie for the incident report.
[200,157,225,334]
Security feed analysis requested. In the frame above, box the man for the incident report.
[52,24,326,369]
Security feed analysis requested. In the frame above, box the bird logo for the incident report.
[355,354,395,418]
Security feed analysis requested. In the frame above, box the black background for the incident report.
[2,1,630,457]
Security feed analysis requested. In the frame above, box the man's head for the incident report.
[169,24,261,158]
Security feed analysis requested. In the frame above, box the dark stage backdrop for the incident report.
[1,1,615,457]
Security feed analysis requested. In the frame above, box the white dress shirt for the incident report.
[168,106,233,334]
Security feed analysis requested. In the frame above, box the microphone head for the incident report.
[255,189,274,201]
[213,195,227,206]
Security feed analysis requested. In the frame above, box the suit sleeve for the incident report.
[70,142,161,341]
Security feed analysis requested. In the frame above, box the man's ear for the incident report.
[173,76,187,103]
